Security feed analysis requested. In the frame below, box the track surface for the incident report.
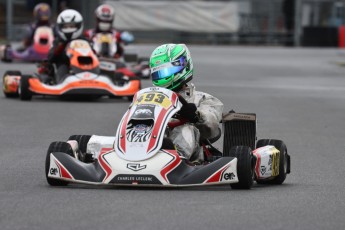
[1,45,345,230]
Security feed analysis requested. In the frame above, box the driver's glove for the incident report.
[179,103,199,123]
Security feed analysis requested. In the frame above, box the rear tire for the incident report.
[3,71,21,98]
[228,146,254,189]
[19,75,32,101]
[256,139,289,185]
[45,141,74,186]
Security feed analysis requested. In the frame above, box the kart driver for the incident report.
[44,9,87,82]
[84,3,134,60]
[149,44,224,162]
[19,3,52,52]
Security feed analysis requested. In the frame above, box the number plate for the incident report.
[134,92,172,109]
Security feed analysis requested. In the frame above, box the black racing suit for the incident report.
[47,35,88,82]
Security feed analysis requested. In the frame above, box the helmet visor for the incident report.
[151,57,186,80]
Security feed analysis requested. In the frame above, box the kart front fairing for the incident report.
[114,87,182,161]
[46,87,239,187]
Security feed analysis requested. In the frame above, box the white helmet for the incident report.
[95,4,115,32]
[57,9,84,41]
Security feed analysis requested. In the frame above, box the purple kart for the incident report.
[0,26,54,62]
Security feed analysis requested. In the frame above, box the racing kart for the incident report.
[0,26,54,62]
[2,39,141,100]
[45,87,291,189]
[92,32,150,79]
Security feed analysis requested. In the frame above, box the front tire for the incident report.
[45,141,74,186]
[256,139,289,185]
[228,146,254,189]
[19,75,32,101]
[1,45,12,62]
[3,71,21,98]
[67,135,92,153]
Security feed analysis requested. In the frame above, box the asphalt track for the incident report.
[1,45,345,230]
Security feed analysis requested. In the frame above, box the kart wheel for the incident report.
[126,95,134,101]
[67,135,92,153]
[3,71,21,98]
[1,45,12,63]
[256,139,289,185]
[45,141,75,186]
[19,75,32,101]
[228,146,254,189]
[124,53,138,62]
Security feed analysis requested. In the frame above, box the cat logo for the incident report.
[127,163,147,171]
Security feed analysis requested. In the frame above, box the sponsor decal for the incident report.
[149,87,161,91]
[100,61,116,71]
[271,150,280,177]
[268,155,273,170]
[223,172,235,180]
[134,109,152,115]
[118,176,152,182]
[112,174,162,184]
[260,166,267,175]
[78,80,99,85]
[126,123,153,142]
[69,40,90,49]
[233,114,253,119]
[127,163,147,171]
[50,168,58,175]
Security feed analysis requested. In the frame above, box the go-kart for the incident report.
[0,26,54,62]
[45,87,291,189]
[92,32,150,79]
[2,39,141,100]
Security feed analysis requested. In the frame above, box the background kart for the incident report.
[92,32,150,79]
[2,39,141,100]
[0,26,54,62]
[45,87,291,189]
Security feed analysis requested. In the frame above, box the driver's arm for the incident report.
[195,92,224,139]
[47,38,66,63]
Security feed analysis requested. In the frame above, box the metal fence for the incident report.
[105,0,290,45]
[2,0,345,46]
[0,0,98,41]
[295,0,345,46]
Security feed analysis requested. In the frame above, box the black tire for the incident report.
[138,57,149,63]
[256,139,288,185]
[19,75,32,101]
[124,53,138,62]
[3,71,21,98]
[1,46,12,62]
[228,146,254,189]
[45,141,75,186]
[67,135,92,153]
[127,95,134,101]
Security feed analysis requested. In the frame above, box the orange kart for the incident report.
[2,39,141,100]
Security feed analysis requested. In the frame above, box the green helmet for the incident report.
[150,44,193,91]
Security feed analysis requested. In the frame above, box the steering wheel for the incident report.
[167,93,188,129]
